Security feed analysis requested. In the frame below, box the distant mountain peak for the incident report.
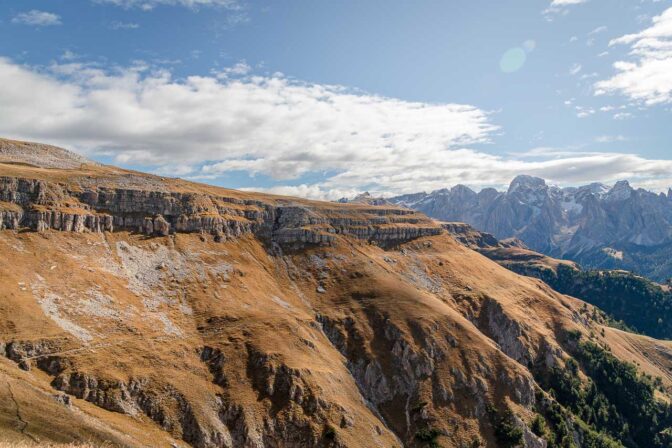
[337,191,391,206]
[451,184,475,193]
[508,175,547,194]
[450,184,477,198]
[605,180,633,202]
[581,182,611,196]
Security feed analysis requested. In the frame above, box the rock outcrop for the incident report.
[0,174,441,247]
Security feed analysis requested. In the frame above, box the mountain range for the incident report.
[383,176,672,283]
[2,139,672,448]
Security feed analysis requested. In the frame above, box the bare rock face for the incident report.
[0,208,21,230]
[144,214,170,236]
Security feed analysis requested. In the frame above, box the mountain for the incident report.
[443,222,672,340]
[2,139,672,447]
[389,176,672,282]
[337,192,392,206]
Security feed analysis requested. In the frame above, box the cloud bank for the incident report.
[0,57,670,200]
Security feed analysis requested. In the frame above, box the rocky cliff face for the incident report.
[389,176,672,282]
[0,174,441,248]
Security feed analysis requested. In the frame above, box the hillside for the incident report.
[443,222,672,340]
[389,176,672,282]
[1,139,672,447]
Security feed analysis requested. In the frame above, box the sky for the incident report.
[0,0,671,199]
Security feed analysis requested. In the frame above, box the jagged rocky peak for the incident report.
[450,184,477,198]
[477,186,500,201]
[507,174,547,194]
[581,182,611,196]
[605,180,633,202]
[0,138,95,169]
[338,191,391,206]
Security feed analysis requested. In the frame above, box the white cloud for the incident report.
[95,0,241,10]
[569,63,582,75]
[11,10,62,26]
[595,7,672,105]
[575,105,595,118]
[215,61,251,78]
[613,112,634,120]
[595,135,626,143]
[0,57,670,200]
[544,0,588,17]
[550,0,587,4]
[262,151,672,199]
[61,50,80,61]
[241,184,362,201]
[109,21,140,29]
[580,72,598,80]
[588,26,608,36]
[0,57,494,182]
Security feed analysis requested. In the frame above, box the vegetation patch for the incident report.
[415,427,442,448]
[485,404,524,448]
[535,330,672,447]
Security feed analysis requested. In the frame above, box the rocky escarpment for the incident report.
[0,175,442,246]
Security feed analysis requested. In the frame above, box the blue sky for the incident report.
[0,0,671,198]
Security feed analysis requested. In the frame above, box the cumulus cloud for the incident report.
[0,57,494,180]
[12,10,62,26]
[0,57,670,200]
[595,7,672,105]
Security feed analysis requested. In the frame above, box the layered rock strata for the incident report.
[0,175,441,246]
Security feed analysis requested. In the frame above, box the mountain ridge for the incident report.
[385,175,672,282]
